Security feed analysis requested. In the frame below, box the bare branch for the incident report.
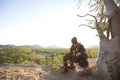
[77,14,106,39]
[88,0,92,5]
[99,4,104,23]
[79,24,96,29]
[77,14,98,24]
[77,0,82,9]
[85,19,95,22]
[89,0,103,12]
[90,3,100,12]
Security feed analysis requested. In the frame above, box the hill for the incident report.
[0,44,15,49]
[46,45,59,48]
[22,45,43,48]
[0,44,43,49]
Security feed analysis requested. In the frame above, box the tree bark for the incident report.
[103,0,120,38]
[97,39,120,80]
[103,0,118,17]
[96,0,120,80]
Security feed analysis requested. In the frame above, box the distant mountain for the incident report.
[22,45,43,48]
[46,45,58,48]
[0,44,43,49]
[0,44,15,49]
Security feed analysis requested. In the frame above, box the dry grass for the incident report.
[0,58,101,80]
[0,64,48,80]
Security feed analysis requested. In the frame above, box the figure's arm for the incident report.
[76,43,86,53]
[70,45,78,54]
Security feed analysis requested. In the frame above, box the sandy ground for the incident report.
[0,58,101,80]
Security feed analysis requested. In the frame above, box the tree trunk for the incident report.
[97,39,120,80]
[96,0,120,80]
[103,0,120,38]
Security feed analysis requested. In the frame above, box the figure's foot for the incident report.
[60,66,69,74]
[68,66,75,70]
[78,67,92,76]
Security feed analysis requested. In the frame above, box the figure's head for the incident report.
[71,37,77,44]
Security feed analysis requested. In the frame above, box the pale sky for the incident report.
[0,0,99,48]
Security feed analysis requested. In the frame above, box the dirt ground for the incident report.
[0,58,101,80]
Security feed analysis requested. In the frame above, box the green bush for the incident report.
[21,60,32,64]
[0,46,98,71]
[86,48,98,58]
[0,46,44,64]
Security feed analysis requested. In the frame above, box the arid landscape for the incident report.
[0,58,101,80]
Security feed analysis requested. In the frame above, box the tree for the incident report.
[76,0,120,80]
[97,0,120,80]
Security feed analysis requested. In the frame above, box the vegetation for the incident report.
[0,46,98,70]
[86,48,98,58]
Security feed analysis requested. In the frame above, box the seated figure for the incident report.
[61,37,89,73]
[71,37,89,68]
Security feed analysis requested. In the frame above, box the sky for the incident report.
[0,0,99,48]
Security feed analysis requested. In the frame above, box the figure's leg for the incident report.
[69,55,76,69]
[69,62,75,69]
[79,60,89,68]
[62,54,69,72]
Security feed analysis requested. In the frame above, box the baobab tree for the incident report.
[76,0,120,80]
